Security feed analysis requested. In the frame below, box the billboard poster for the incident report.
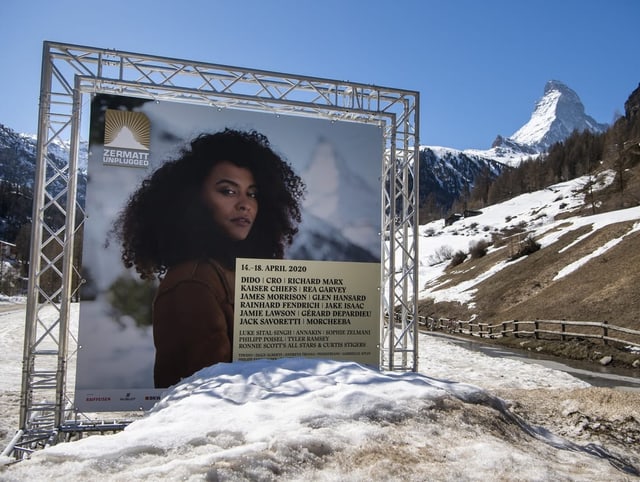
[74,93,383,411]
[234,259,380,365]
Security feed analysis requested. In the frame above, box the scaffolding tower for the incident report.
[8,41,420,458]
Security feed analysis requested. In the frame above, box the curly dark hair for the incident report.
[113,129,305,279]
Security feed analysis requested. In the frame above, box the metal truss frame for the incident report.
[9,41,419,458]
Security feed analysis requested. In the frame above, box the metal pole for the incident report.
[412,94,420,371]
[387,125,397,370]
[19,42,53,430]
[54,78,83,428]
[401,125,409,368]
[0,241,5,289]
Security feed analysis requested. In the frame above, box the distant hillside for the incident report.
[416,162,640,367]
[417,146,504,220]
[0,123,87,243]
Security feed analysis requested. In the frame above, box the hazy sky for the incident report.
[1,0,638,150]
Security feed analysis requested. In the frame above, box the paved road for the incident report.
[0,304,24,315]
[425,332,640,392]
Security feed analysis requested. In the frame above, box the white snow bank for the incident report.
[3,358,636,481]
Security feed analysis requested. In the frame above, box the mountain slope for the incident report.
[0,123,88,188]
[416,169,640,336]
[0,123,88,246]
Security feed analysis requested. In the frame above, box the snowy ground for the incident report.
[1,303,639,481]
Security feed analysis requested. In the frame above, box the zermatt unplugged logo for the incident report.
[102,109,151,168]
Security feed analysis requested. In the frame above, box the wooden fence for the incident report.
[419,317,640,351]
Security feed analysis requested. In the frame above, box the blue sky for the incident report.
[1,0,638,150]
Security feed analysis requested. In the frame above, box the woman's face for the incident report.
[201,160,258,241]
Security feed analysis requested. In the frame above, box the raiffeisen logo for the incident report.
[102,109,151,168]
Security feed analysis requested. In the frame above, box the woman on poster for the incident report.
[114,129,305,388]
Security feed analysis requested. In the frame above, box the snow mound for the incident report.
[4,358,637,480]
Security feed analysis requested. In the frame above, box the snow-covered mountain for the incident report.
[508,80,609,151]
[419,80,609,212]
[288,212,379,262]
[476,80,608,165]
[0,80,612,243]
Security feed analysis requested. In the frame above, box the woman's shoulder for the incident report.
[157,259,231,295]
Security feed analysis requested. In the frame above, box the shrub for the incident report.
[520,235,541,256]
[449,250,467,267]
[427,245,454,266]
[509,235,541,261]
[469,239,489,259]
[501,225,526,237]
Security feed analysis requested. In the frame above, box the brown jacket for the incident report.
[152,259,235,388]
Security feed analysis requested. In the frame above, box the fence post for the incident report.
[561,320,566,341]
[514,320,518,338]
[501,321,507,337]
[534,319,539,340]
[603,320,608,345]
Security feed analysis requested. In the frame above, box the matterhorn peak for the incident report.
[508,80,608,151]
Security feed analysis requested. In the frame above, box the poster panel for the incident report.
[234,259,380,366]
[74,94,383,411]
